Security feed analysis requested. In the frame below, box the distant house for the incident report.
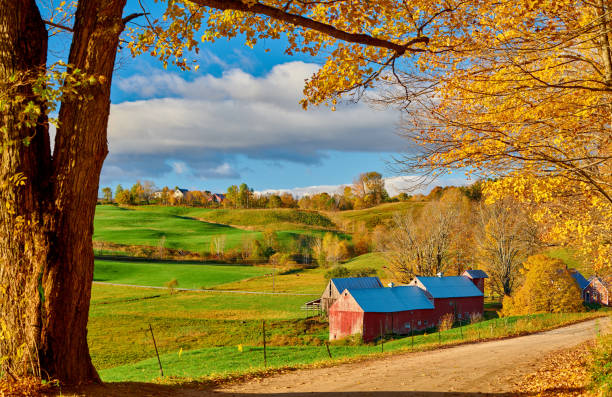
[584,275,611,306]
[173,188,189,199]
[319,277,383,312]
[409,274,485,322]
[329,286,435,341]
[208,193,226,203]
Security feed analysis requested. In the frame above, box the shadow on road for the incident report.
[53,382,558,397]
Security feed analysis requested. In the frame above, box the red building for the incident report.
[584,276,611,306]
[410,275,485,323]
[329,286,435,342]
[328,271,488,342]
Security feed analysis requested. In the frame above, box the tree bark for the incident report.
[0,0,127,384]
[0,0,51,380]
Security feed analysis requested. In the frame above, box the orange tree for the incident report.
[392,0,611,271]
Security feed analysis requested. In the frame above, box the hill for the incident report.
[327,201,425,229]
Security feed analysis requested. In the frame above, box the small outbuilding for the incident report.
[319,277,383,312]
[584,276,611,306]
[462,269,489,293]
[329,286,435,342]
[410,274,485,322]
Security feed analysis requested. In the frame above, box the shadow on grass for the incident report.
[53,382,548,397]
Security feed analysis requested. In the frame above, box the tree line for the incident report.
[99,171,439,210]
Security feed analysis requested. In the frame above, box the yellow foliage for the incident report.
[501,255,584,316]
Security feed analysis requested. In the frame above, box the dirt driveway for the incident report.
[66,317,609,397]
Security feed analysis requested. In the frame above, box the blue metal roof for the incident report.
[463,269,489,279]
[570,270,589,290]
[416,276,483,298]
[331,277,382,293]
[346,286,435,312]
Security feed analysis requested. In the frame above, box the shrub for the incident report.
[438,313,454,332]
[325,266,351,279]
[325,266,377,279]
[165,278,179,294]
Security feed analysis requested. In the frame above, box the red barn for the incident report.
[584,276,611,306]
[329,286,435,342]
[462,269,488,293]
[410,274,485,323]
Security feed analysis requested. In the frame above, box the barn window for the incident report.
[458,313,462,319]
[418,320,422,326]
[424,320,428,326]
[405,323,411,329]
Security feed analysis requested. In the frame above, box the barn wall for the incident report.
[362,310,435,342]
[432,296,484,323]
[328,292,364,340]
[468,278,485,293]
[585,280,610,306]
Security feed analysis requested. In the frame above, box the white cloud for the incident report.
[103,62,408,181]
[257,176,442,198]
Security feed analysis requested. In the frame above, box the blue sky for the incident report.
[50,2,469,196]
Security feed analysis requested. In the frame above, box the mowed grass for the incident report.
[94,259,271,289]
[94,205,345,254]
[186,208,336,230]
[99,312,604,382]
[89,284,320,370]
[94,205,258,252]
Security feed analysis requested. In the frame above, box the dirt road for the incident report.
[68,317,609,397]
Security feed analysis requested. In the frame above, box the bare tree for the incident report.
[384,195,461,282]
[476,198,540,296]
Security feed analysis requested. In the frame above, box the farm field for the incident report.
[88,284,321,370]
[93,205,349,255]
[97,311,605,382]
[93,259,272,289]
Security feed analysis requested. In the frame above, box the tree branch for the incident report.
[191,0,429,55]
[43,19,73,32]
[122,12,149,25]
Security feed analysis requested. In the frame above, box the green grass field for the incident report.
[98,312,604,382]
[94,205,346,255]
[94,205,259,252]
[94,259,271,289]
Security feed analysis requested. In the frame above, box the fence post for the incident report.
[148,323,164,377]
[438,328,441,345]
[325,341,332,358]
[380,321,384,353]
[411,320,414,349]
[459,319,463,339]
[262,320,267,368]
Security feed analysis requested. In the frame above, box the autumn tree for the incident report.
[476,197,540,296]
[353,171,388,207]
[101,187,112,203]
[392,1,612,271]
[501,255,584,316]
[384,192,463,281]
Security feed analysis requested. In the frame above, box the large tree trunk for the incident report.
[0,0,127,384]
[0,0,51,380]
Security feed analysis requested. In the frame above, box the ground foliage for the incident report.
[0,377,55,397]
[516,342,592,397]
